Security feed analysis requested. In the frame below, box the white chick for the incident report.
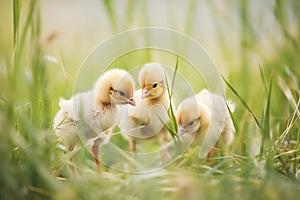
[53,69,136,173]
[126,63,170,154]
[176,89,235,158]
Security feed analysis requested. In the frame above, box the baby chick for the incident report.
[176,89,235,158]
[53,69,136,173]
[126,63,170,154]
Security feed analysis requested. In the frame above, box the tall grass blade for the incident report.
[260,73,273,157]
[102,0,117,32]
[184,0,198,35]
[222,76,262,130]
[274,0,300,53]
[159,57,180,143]
[284,67,299,91]
[17,0,37,63]
[278,77,299,116]
[126,0,135,26]
[259,65,267,93]
[157,114,177,142]
[226,102,239,134]
[170,56,179,98]
[277,99,300,144]
[13,0,21,47]
[168,57,179,134]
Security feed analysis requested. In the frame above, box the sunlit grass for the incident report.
[1,0,300,199]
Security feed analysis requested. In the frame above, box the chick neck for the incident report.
[196,104,211,134]
[94,84,114,111]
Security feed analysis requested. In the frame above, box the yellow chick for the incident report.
[126,63,170,154]
[53,69,136,173]
[176,89,235,158]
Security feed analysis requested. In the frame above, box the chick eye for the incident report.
[152,83,158,88]
[118,91,125,96]
[188,121,194,126]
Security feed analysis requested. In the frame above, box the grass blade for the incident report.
[156,112,179,144]
[226,101,239,134]
[102,0,117,32]
[170,56,179,98]
[260,73,273,157]
[222,76,262,130]
[164,57,179,135]
[278,77,299,116]
[259,65,267,93]
[13,0,21,47]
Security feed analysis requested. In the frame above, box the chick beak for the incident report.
[178,126,186,137]
[142,88,151,99]
[127,97,136,106]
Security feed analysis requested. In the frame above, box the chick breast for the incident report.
[128,89,169,123]
[127,90,169,135]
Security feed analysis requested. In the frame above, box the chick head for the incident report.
[109,70,136,106]
[94,69,136,108]
[138,63,166,100]
[176,97,201,136]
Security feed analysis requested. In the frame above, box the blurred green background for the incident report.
[0,0,299,199]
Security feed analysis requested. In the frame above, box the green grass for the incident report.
[1,0,300,199]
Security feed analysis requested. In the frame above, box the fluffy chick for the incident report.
[126,63,170,154]
[176,89,235,158]
[53,69,135,173]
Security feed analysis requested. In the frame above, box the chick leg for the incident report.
[129,137,136,156]
[206,143,220,166]
[67,145,78,175]
[69,155,78,175]
[207,145,218,159]
[163,129,171,160]
[91,142,102,173]
[207,134,228,159]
